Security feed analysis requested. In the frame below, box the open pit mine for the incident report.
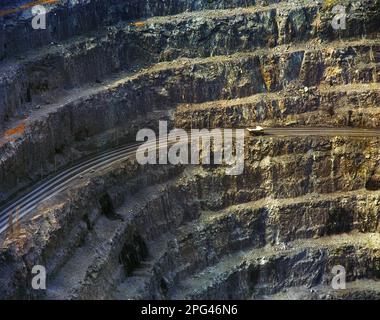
[0,0,380,301]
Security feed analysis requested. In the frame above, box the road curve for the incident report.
[1,127,380,234]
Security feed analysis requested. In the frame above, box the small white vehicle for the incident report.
[247,126,265,136]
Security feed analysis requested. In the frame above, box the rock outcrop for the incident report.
[0,0,379,299]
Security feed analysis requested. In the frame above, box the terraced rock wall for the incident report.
[0,0,380,300]
[2,134,380,299]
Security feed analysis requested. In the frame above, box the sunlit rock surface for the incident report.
[0,0,380,299]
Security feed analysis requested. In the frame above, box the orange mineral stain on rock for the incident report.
[132,21,146,28]
[4,122,26,138]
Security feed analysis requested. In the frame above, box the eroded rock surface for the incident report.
[0,0,380,300]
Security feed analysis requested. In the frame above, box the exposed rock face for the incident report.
[0,0,380,300]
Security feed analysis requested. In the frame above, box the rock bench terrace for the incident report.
[0,0,380,300]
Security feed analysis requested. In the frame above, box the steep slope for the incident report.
[0,0,379,300]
